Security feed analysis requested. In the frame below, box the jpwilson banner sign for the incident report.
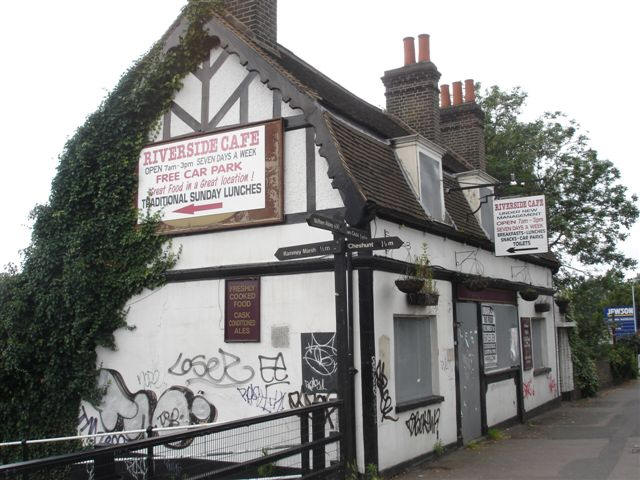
[493,195,549,256]
[137,120,283,234]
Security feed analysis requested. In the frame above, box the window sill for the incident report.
[485,366,519,376]
[395,395,445,413]
[533,367,551,376]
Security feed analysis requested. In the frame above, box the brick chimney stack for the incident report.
[440,79,486,170]
[224,0,277,51]
[382,34,442,144]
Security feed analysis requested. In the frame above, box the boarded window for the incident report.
[482,303,520,372]
[419,152,443,221]
[394,316,434,403]
[532,317,547,368]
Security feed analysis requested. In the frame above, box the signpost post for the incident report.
[275,214,404,466]
[492,195,548,256]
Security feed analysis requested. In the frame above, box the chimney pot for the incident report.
[452,81,463,106]
[418,34,430,62]
[440,84,451,108]
[464,79,476,103]
[403,37,416,66]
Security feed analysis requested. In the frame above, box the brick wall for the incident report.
[225,0,277,49]
[440,103,486,171]
[382,62,441,144]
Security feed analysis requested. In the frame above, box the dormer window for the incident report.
[393,135,446,222]
[454,170,499,241]
[479,186,495,241]
[418,152,443,220]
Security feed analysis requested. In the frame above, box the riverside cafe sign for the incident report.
[493,195,548,257]
[136,120,284,234]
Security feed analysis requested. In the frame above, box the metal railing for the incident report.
[0,400,342,479]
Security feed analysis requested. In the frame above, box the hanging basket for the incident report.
[407,292,440,306]
[519,288,539,302]
[463,274,489,292]
[555,297,570,314]
[395,278,424,294]
[534,301,551,313]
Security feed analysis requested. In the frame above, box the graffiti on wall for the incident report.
[167,349,254,388]
[301,332,337,393]
[547,373,557,394]
[78,405,129,445]
[373,360,398,423]
[136,369,166,390]
[125,457,147,480]
[258,352,290,390]
[87,368,217,447]
[288,389,338,429]
[523,379,535,398]
[237,384,286,413]
[405,408,440,438]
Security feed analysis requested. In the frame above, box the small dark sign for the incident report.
[520,317,533,371]
[345,236,404,252]
[301,332,338,393]
[306,213,369,241]
[306,213,343,233]
[274,241,341,260]
[225,278,260,342]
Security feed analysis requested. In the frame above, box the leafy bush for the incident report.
[570,332,599,396]
[433,440,445,457]
[609,339,639,382]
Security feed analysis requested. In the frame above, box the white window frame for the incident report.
[392,135,446,222]
[531,317,549,373]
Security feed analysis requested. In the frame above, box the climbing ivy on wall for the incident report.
[0,0,222,460]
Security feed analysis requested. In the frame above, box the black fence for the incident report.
[0,400,342,479]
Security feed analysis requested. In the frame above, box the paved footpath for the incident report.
[391,380,639,480]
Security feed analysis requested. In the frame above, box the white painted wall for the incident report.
[174,72,202,121]
[247,75,272,123]
[283,128,307,214]
[372,273,456,471]
[486,379,518,427]
[370,218,552,288]
[82,273,340,442]
[520,294,560,411]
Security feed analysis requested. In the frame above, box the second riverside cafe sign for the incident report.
[493,195,548,257]
[137,120,284,234]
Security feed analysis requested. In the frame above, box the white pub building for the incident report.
[80,1,575,475]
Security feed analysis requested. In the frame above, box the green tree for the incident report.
[478,86,638,274]
[566,271,639,392]
[0,0,221,461]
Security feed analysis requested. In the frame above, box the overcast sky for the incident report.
[0,0,637,275]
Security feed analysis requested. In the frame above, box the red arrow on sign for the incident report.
[174,202,223,215]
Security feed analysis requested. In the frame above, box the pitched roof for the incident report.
[270,46,410,140]
[324,113,428,222]
[324,114,491,243]
[442,174,488,239]
[161,9,559,270]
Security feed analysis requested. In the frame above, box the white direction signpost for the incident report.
[493,195,549,256]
